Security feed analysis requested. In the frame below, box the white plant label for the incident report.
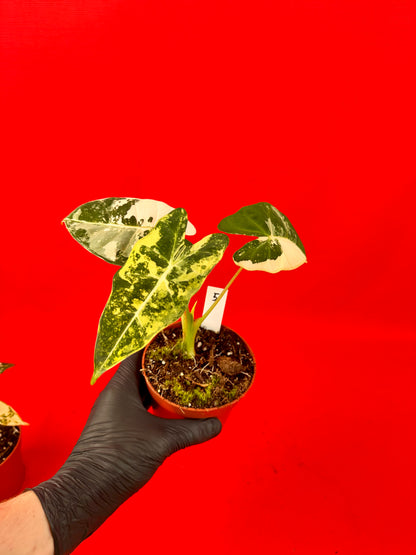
[201,286,228,333]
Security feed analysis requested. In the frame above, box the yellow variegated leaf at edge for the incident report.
[0,362,14,375]
[93,208,229,383]
[0,401,28,426]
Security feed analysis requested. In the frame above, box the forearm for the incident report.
[0,491,54,555]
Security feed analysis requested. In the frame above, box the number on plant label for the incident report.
[201,286,228,333]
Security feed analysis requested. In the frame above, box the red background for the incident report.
[1,1,415,553]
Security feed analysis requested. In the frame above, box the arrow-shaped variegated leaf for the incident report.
[0,401,28,426]
[218,202,306,273]
[93,208,229,383]
[63,197,197,265]
[0,363,14,375]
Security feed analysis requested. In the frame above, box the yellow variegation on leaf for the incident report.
[0,363,28,426]
[0,401,28,427]
[93,208,229,383]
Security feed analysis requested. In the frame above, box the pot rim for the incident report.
[141,322,256,415]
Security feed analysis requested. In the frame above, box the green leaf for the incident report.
[63,197,197,265]
[0,401,28,426]
[92,208,229,383]
[0,363,14,375]
[218,202,307,273]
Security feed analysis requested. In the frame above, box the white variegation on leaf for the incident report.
[93,208,229,383]
[218,202,307,273]
[0,401,28,426]
[63,197,197,265]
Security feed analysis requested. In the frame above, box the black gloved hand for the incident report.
[32,351,221,555]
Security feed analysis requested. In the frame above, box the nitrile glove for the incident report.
[32,351,222,555]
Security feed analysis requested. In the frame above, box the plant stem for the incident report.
[180,305,197,358]
[179,267,243,358]
[197,267,243,328]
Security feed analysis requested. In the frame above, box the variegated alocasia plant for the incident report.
[0,363,28,427]
[63,198,306,384]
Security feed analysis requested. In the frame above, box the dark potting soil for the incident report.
[0,425,20,464]
[143,326,255,409]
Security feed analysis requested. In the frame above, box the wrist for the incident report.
[0,491,54,555]
[32,461,128,555]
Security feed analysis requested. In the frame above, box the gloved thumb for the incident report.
[162,417,222,454]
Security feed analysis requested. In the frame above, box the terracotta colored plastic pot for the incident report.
[0,427,25,501]
[142,324,256,423]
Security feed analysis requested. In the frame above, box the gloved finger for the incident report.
[111,351,156,411]
[115,350,143,380]
[115,351,154,409]
[137,369,154,410]
[105,351,148,410]
[162,417,222,454]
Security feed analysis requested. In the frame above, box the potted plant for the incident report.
[0,363,28,500]
[63,198,306,420]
